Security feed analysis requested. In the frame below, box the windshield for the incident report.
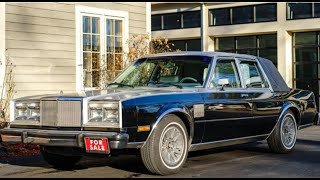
[110,56,212,88]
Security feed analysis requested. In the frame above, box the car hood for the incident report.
[14,87,199,102]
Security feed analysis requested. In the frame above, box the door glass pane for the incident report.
[210,8,231,26]
[255,3,277,22]
[237,36,256,49]
[106,19,114,35]
[287,3,312,19]
[295,48,317,63]
[92,17,100,34]
[239,61,264,88]
[295,32,317,45]
[83,16,91,33]
[232,6,254,24]
[211,60,241,88]
[115,20,122,36]
[163,13,181,29]
[83,34,91,51]
[183,11,201,28]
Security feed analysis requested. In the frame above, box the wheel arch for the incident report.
[142,107,194,148]
[279,102,301,127]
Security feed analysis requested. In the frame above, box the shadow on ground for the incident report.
[1,138,319,176]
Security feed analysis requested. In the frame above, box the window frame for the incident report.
[208,58,243,89]
[237,59,270,89]
[76,5,129,91]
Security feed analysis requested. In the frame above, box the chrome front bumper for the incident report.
[0,128,129,149]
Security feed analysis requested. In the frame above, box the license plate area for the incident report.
[84,137,110,154]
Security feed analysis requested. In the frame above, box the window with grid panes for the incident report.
[81,15,124,88]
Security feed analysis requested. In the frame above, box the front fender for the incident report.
[143,104,194,147]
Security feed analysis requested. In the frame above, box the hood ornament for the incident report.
[60,90,63,95]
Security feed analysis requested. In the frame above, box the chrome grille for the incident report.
[40,101,82,127]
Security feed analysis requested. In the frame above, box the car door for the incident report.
[201,58,254,143]
[237,58,281,136]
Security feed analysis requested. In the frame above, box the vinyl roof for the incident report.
[142,51,257,60]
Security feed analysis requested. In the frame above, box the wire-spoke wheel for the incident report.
[267,110,297,153]
[159,123,186,169]
[140,114,188,175]
[280,114,297,149]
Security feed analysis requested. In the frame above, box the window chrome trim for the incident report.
[189,134,269,152]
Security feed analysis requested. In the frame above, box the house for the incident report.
[151,2,320,107]
[0,2,151,98]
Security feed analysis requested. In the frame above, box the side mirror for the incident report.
[218,78,229,91]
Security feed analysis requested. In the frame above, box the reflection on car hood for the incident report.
[14,87,199,102]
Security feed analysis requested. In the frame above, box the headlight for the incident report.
[88,102,119,125]
[14,102,40,121]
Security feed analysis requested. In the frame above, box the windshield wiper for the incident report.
[108,82,134,88]
[150,81,183,89]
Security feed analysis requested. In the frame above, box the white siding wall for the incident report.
[5,2,147,98]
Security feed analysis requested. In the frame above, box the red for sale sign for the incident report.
[84,137,110,154]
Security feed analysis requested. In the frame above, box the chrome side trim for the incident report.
[203,56,215,89]
[189,134,269,152]
[119,101,123,128]
[141,108,193,148]
[127,142,144,148]
[266,103,300,140]
[195,115,278,123]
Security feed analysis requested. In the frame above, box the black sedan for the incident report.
[1,52,318,175]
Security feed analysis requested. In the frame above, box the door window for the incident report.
[239,61,268,88]
[211,60,241,88]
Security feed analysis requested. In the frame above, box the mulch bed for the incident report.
[0,122,41,160]
[0,143,41,160]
